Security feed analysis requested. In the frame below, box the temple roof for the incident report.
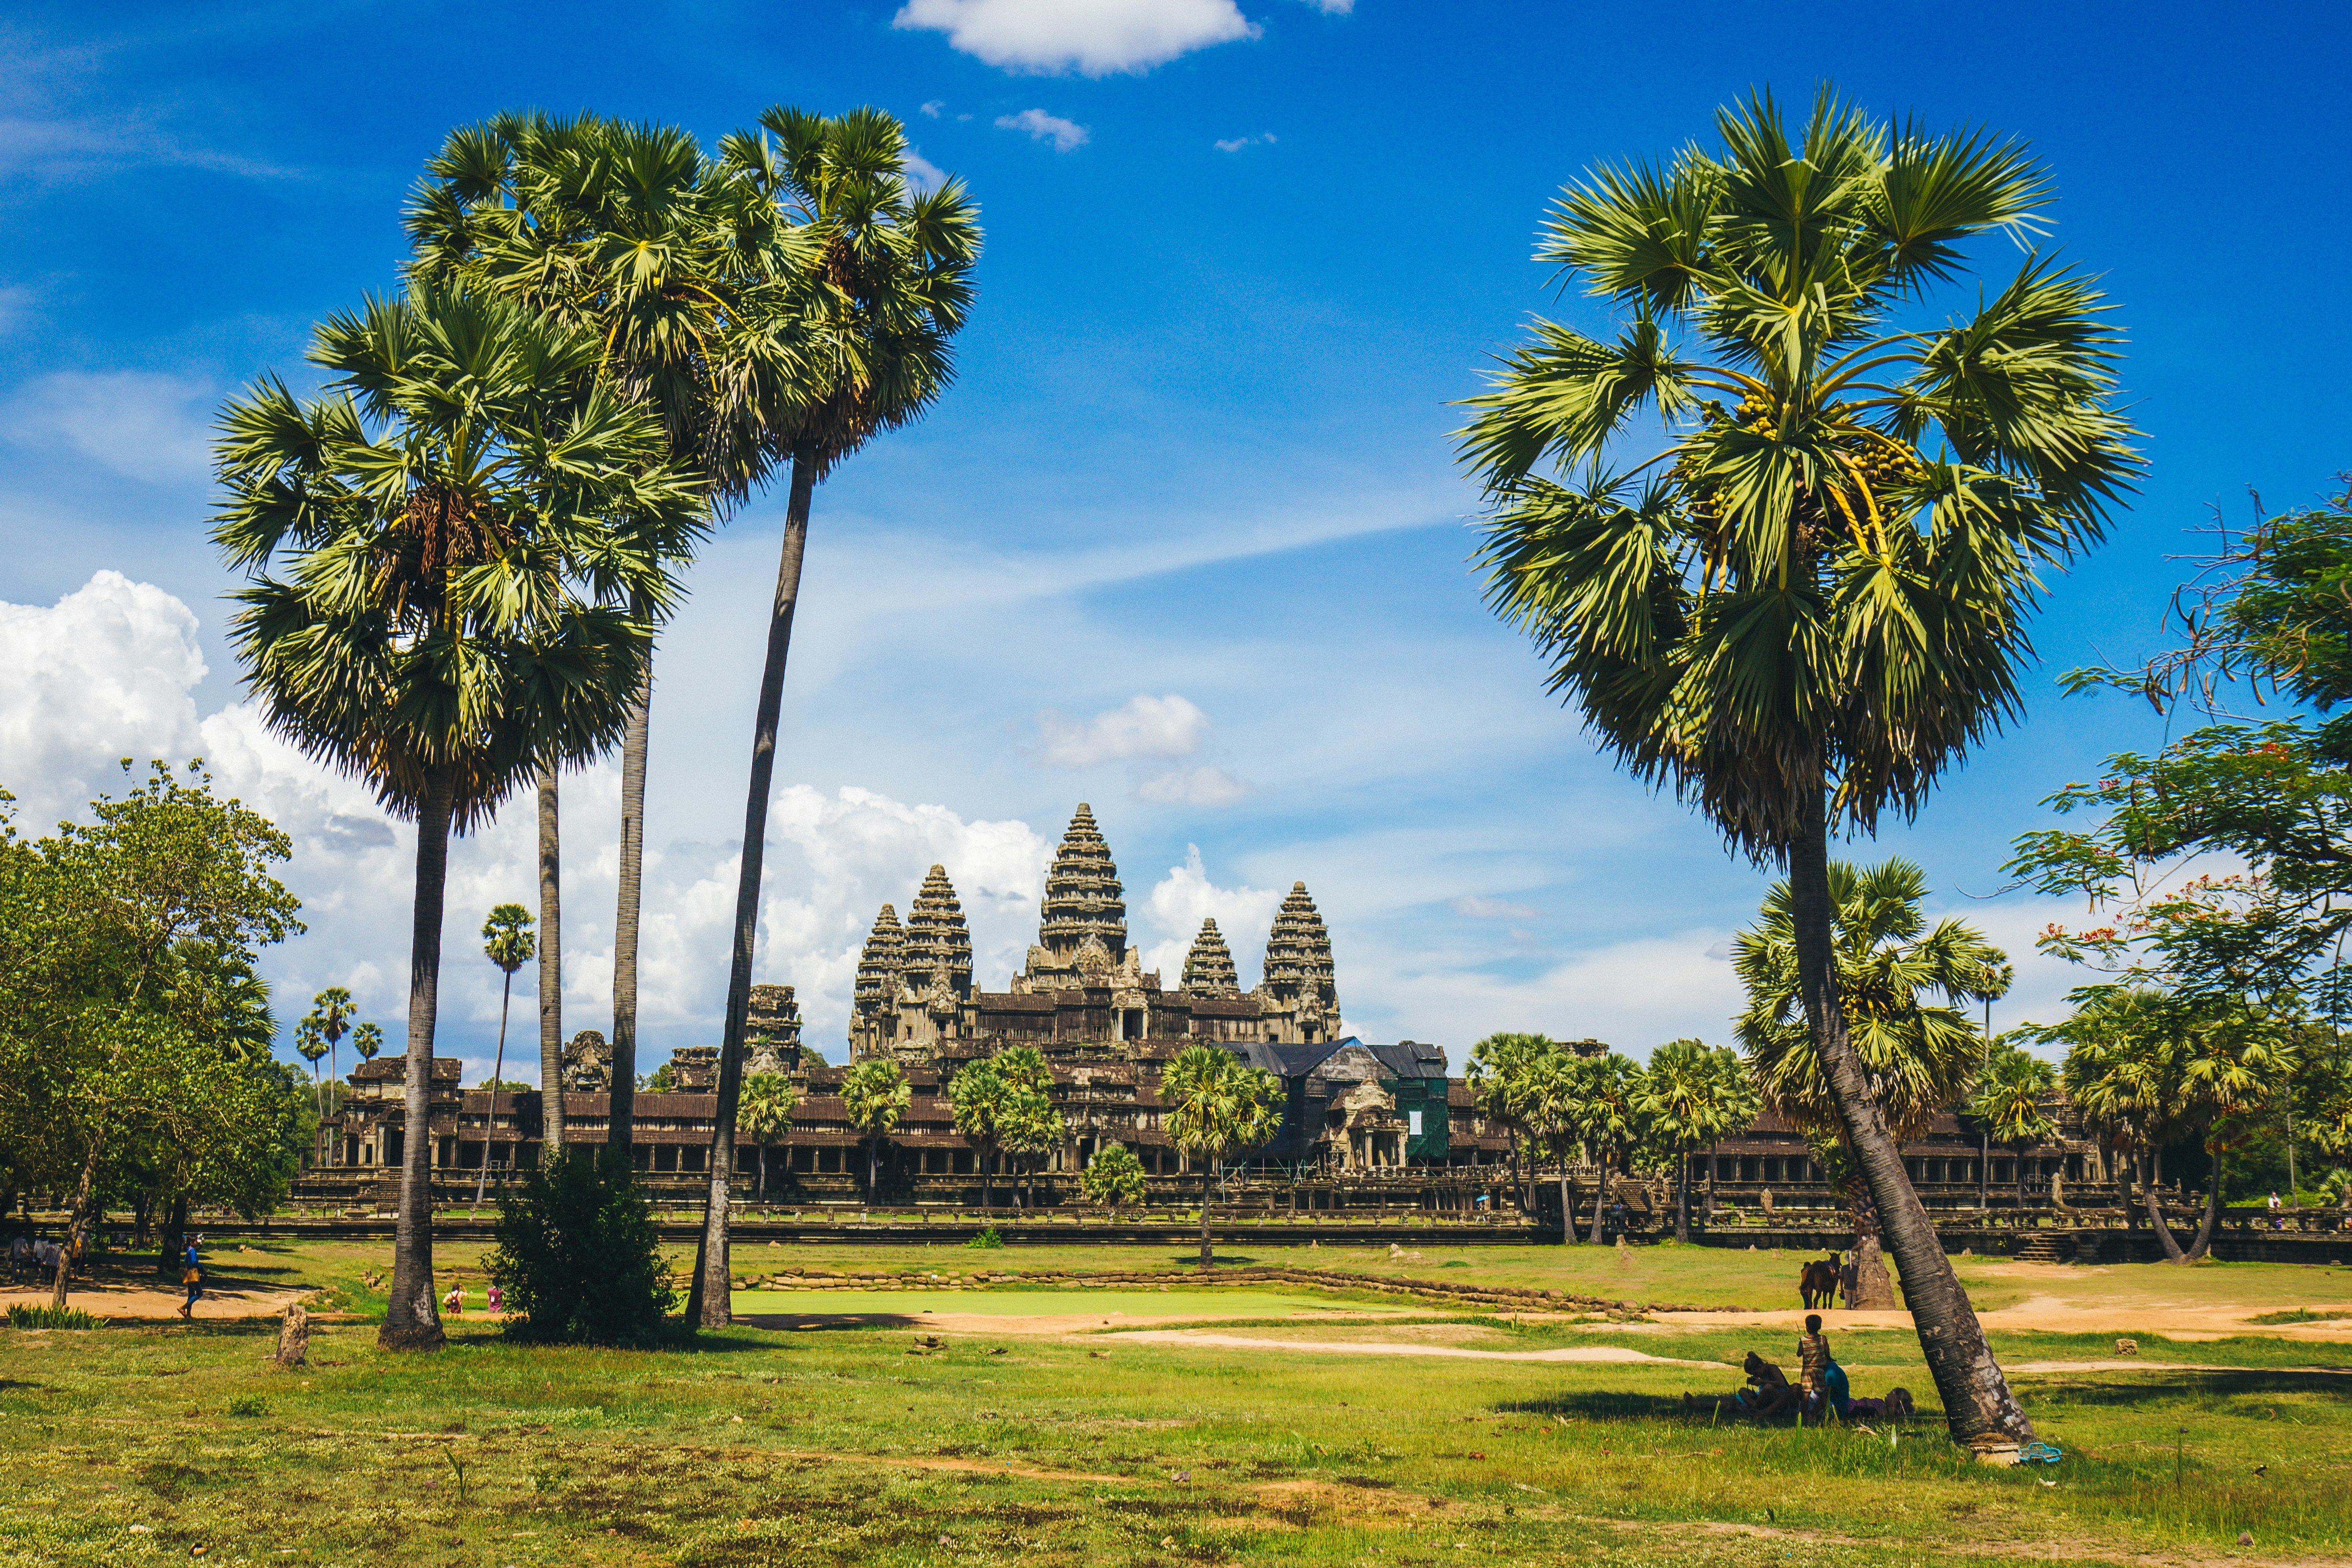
[1180,917,1240,997]
[855,904,905,1007]
[902,864,974,997]
[1259,881,1337,1011]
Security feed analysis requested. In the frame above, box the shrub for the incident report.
[1079,1143,1148,1215]
[965,1225,1004,1250]
[7,1304,101,1330]
[489,1147,678,1345]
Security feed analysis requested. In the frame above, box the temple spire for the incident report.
[1181,917,1240,997]
[1036,802,1126,962]
[902,864,974,1000]
[1255,881,1341,1043]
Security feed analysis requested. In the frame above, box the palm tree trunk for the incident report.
[1558,1167,1572,1246]
[2139,1150,2189,1262]
[475,971,514,1208]
[755,1144,766,1201]
[608,654,652,1153]
[382,774,454,1352]
[536,767,566,1162]
[2185,1143,2224,1260]
[1788,786,2031,1451]
[1676,1148,1692,1244]
[688,457,816,1331]
[1200,1159,1214,1270]
[1587,1151,1607,1245]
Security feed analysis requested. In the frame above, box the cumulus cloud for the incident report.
[898,0,1255,76]
[1135,764,1249,806]
[3,370,212,484]
[902,147,951,194]
[1214,131,1276,153]
[1140,844,1283,986]
[994,108,1090,152]
[1452,895,1537,920]
[920,100,947,117]
[1035,693,1208,767]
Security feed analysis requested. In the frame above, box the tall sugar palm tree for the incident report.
[1968,1041,2056,1211]
[1736,857,2006,1301]
[405,114,799,1152]
[948,1059,1010,1216]
[736,1072,797,1201]
[1639,1039,1758,1242]
[313,986,356,1110]
[352,1021,383,1063]
[1517,1043,1583,1241]
[842,1058,911,1201]
[1457,89,2137,1450]
[1467,1032,1552,1214]
[1161,1044,1282,1271]
[295,1015,328,1123]
[686,106,981,1328]
[213,284,700,1351]
[476,903,535,1205]
[1568,1052,1643,1244]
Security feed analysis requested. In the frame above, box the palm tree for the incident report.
[1567,1052,1643,1244]
[295,1015,328,1124]
[841,1059,911,1203]
[736,1073,797,1201]
[406,115,768,1154]
[1081,1142,1148,1218]
[1161,1044,1282,1271]
[313,986,356,1108]
[1467,1032,1551,1215]
[535,768,564,1155]
[213,285,697,1352]
[1511,1043,1582,1242]
[687,106,982,1329]
[948,1060,1010,1215]
[1639,1039,1759,1242]
[351,1022,383,1067]
[1736,857,2006,1303]
[475,903,535,1205]
[1968,1041,2056,1212]
[1457,88,2137,1449]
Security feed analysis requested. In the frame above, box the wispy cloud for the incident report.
[897,0,1255,76]
[1036,694,1208,768]
[1215,131,1277,153]
[902,147,951,194]
[0,112,294,188]
[2,369,212,484]
[995,108,1090,152]
[1453,895,1539,920]
[1135,764,1250,807]
[919,99,946,117]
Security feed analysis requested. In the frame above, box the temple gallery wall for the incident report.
[304,804,2107,1216]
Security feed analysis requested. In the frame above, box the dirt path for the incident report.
[736,1308,1388,1337]
[1657,1293,2352,1343]
[1104,1330,1722,1366]
[1,1280,307,1321]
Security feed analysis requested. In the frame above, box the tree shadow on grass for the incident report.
[2027,1370,2352,1406]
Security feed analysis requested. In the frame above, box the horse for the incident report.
[1799,1251,1843,1310]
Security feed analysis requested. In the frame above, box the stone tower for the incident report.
[901,864,974,1003]
[849,904,905,1058]
[746,983,802,1074]
[1254,881,1341,1044]
[1016,803,1145,992]
[1180,917,1241,997]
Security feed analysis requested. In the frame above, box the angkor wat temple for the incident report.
[301,803,2110,1222]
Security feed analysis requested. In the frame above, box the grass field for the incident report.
[5,1238,2350,1566]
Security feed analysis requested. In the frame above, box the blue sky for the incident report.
[3,0,2347,1081]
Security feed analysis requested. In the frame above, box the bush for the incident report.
[965,1225,1004,1250]
[7,1304,101,1330]
[489,1147,678,1345]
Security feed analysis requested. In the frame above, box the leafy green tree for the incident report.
[1565,1052,1644,1243]
[841,1059,911,1199]
[475,904,535,1204]
[1081,1142,1148,1217]
[1967,1041,2057,1211]
[736,1072,797,1200]
[1638,1039,1759,1241]
[1736,858,2006,1303]
[1456,88,2133,1449]
[213,285,699,1351]
[0,764,305,1307]
[689,106,982,1329]
[1515,1044,1584,1240]
[489,1147,675,1346]
[999,1082,1061,1213]
[1161,1044,1282,1271]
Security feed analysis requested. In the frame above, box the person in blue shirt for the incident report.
[178,1237,203,1319]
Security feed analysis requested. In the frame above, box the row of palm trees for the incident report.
[213,106,981,1348]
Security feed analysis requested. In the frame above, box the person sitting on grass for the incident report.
[1797,1314,1831,1417]
[443,1283,464,1316]
[1845,1387,1915,1423]
[1684,1351,1800,1420]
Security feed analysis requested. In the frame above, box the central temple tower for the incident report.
[1012,803,1146,992]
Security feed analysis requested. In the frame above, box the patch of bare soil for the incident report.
[1658,1293,2352,1343]
[1249,1478,1446,1526]
[0,1280,307,1321]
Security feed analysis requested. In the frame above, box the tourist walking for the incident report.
[178,1237,204,1319]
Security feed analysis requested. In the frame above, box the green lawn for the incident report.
[6,1238,2349,1566]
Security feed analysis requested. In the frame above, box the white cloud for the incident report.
[994,108,1091,152]
[898,0,1255,76]
[1035,693,1208,767]
[1140,844,1283,986]
[0,571,208,830]
[1300,0,1351,11]
[0,113,294,188]
[1214,131,1276,153]
[920,100,947,117]
[1136,764,1249,806]
[1453,895,1538,920]
[902,147,951,194]
[3,370,212,484]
